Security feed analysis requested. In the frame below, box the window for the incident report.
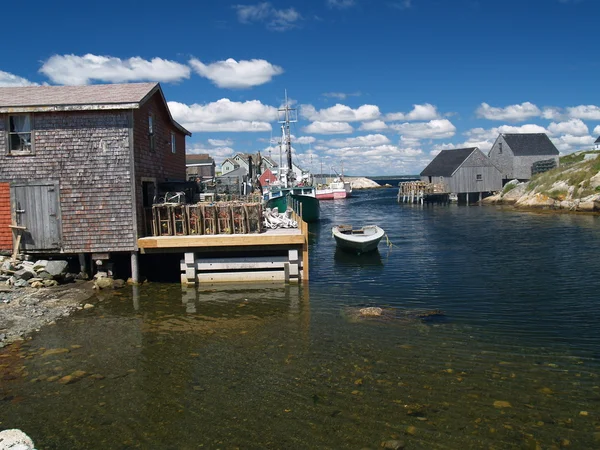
[8,114,33,154]
[476,174,482,181]
[171,132,176,153]
[499,142,503,154]
[148,114,155,151]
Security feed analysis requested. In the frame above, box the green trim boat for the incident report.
[263,91,320,223]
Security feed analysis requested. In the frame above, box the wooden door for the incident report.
[11,181,61,251]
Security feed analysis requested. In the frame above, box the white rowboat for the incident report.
[332,225,385,254]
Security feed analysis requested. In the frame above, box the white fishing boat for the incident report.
[332,224,385,254]
[316,177,352,200]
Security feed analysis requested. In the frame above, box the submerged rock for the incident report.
[0,428,36,449]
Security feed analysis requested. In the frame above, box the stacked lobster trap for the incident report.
[151,201,263,237]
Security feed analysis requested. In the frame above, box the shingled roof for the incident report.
[420,148,477,177]
[0,82,191,136]
[502,133,558,156]
[595,136,600,144]
[186,154,214,165]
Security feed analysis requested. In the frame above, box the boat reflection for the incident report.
[333,247,384,267]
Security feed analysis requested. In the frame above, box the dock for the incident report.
[397,181,450,205]
[138,212,309,286]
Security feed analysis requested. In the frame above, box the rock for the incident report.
[36,271,54,280]
[43,280,58,287]
[381,440,405,449]
[83,303,94,309]
[0,428,36,449]
[14,269,35,281]
[94,277,114,290]
[33,260,48,272]
[41,348,70,357]
[113,279,126,289]
[30,281,44,289]
[14,279,29,288]
[360,307,383,317]
[45,260,69,277]
[493,400,512,408]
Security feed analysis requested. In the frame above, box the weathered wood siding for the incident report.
[0,182,11,250]
[132,93,187,237]
[488,135,514,180]
[447,149,502,193]
[0,111,135,253]
[488,135,560,180]
[513,155,559,180]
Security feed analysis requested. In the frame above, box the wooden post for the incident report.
[130,251,139,284]
[8,225,26,261]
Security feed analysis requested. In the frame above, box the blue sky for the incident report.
[1,0,599,175]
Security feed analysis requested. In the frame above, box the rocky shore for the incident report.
[347,177,385,189]
[0,255,103,348]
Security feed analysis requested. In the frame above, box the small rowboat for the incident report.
[332,224,385,254]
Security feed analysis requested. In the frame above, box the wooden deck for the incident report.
[137,216,309,286]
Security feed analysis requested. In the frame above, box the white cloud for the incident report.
[39,54,191,85]
[323,134,391,148]
[386,103,440,121]
[327,0,356,8]
[233,2,302,31]
[390,119,456,139]
[551,134,596,153]
[303,121,354,134]
[208,138,234,146]
[323,91,361,100]
[542,107,563,121]
[168,98,277,133]
[566,105,600,121]
[547,119,588,136]
[496,124,548,134]
[594,125,600,136]
[300,103,381,122]
[188,58,283,89]
[0,70,38,87]
[476,102,541,121]
[294,135,316,144]
[359,120,388,131]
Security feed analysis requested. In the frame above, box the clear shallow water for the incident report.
[2,188,600,449]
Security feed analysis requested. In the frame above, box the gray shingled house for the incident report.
[595,136,600,150]
[488,133,559,182]
[0,82,191,280]
[420,147,502,202]
[186,153,215,181]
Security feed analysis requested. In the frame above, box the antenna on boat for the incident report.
[278,90,297,188]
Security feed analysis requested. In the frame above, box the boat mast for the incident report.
[278,90,297,188]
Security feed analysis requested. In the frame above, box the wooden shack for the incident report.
[488,133,559,183]
[420,147,502,203]
[0,82,191,279]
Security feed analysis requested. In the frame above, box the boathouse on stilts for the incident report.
[0,83,309,285]
[398,147,502,205]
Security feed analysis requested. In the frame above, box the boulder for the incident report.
[45,260,69,277]
[94,277,114,290]
[0,429,36,449]
[33,260,48,272]
[14,269,35,281]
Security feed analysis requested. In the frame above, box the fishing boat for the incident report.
[316,177,352,200]
[263,93,320,222]
[332,224,385,254]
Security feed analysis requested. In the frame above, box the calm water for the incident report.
[2,188,600,449]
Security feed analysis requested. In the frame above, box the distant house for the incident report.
[186,153,215,181]
[595,136,600,150]
[232,153,254,172]
[0,82,190,279]
[488,133,559,182]
[220,158,239,175]
[258,168,277,188]
[420,147,502,199]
